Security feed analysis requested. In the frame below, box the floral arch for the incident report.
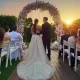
[17,0,62,35]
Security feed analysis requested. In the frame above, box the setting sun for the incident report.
[65,20,72,25]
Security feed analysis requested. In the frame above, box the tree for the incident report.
[51,24,57,42]
[0,15,17,31]
[23,17,33,42]
[72,19,80,30]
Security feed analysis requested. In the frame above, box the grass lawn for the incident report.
[0,42,29,80]
[0,59,20,80]
[25,42,29,47]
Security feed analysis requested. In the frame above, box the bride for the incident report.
[17,19,54,80]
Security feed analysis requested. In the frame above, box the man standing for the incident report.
[42,17,51,60]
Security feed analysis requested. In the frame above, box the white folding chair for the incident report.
[0,41,10,74]
[63,40,68,61]
[74,43,80,71]
[9,39,21,65]
[69,43,75,66]
[63,40,71,66]
[13,39,21,60]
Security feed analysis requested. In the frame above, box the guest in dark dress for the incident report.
[69,29,80,68]
[76,29,80,56]
[59,28,70,57]
[68,29,76,67]
[75,29,80,67]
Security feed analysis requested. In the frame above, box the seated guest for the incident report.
[9,25,23,41]
[68,29,76,53]
[59,28,70,57]
[76,29,80,55]
[9,26,23,58]
[0,28,11,56]
[76,29,80,44]
[4,26,10,36]
[68,29,77,67]
[75,29,80,65]
[0,28,11,41]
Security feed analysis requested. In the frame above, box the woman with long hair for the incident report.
[31,19,41,35]
[0,28,5,56]
[17,19,54,80]
[0,28,5,43]
[0,28,11,56]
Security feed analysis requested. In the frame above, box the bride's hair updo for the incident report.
[33,19,38,33]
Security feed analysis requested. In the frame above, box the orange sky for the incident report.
[0,0,80,24]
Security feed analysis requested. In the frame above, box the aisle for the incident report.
[8,50,80,80]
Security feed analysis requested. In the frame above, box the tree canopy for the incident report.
[0,15,17,31]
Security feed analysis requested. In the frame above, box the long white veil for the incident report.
[17,35,54,80]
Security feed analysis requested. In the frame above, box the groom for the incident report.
[42,17,51,60]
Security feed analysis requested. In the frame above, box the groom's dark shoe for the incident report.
[47,54,51,60]
[49,57,51,61]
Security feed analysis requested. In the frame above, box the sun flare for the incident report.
[65,20,72,25]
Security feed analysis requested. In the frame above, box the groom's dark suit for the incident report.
[42,22,51,60]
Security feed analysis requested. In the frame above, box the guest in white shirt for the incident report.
[9,26,23,41]
[9,25,23,59]
[9,25,23,49]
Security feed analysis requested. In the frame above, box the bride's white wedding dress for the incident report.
[17,34,55,80]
